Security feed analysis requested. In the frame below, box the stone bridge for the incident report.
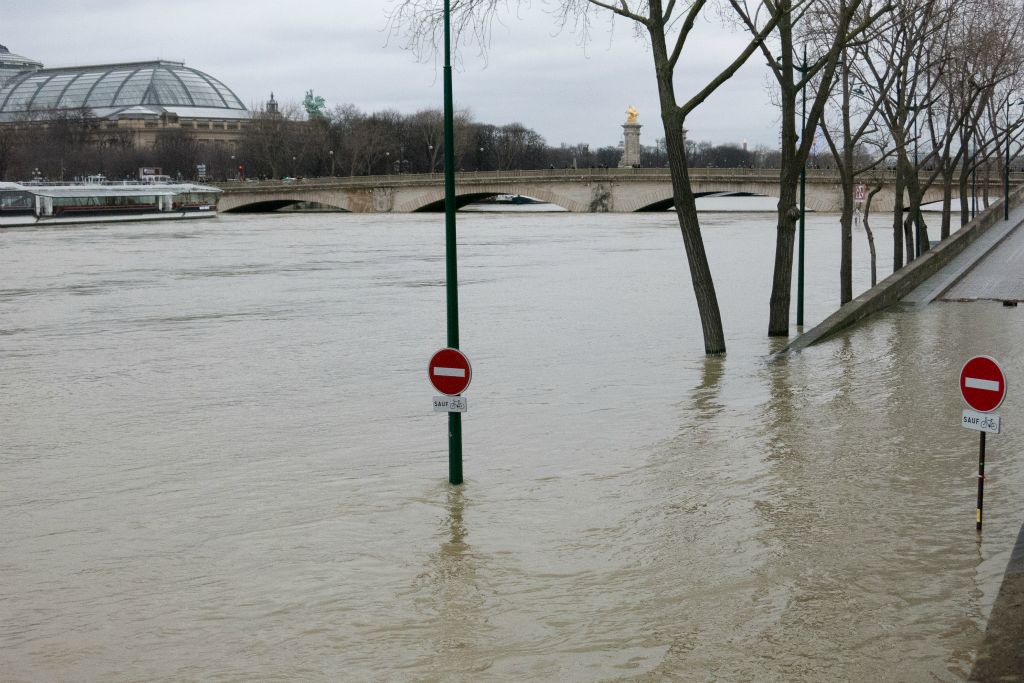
[216,168,1014,214]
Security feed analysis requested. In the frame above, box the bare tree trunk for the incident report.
[959,157,971,226]
[903,213,915,263]
[892,170,905,271]
[864,184,882,288]
[941,170,954,238]
[768,144,801,335]
[650,20,725,354]
[983,163,991,207]
[839,183,854,304]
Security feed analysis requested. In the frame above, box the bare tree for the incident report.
[819,44,891,304]
[387,0,789,354]
[734,0,890,334]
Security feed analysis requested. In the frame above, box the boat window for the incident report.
[52,195,159,208]
[173,192,218,206]
[0,191,33,209]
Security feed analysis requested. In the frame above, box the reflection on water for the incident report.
[0,211,1021,680]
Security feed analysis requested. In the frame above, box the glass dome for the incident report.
[0,44,42,89]
[0,60,247,116]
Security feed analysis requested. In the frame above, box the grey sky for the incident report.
[5,0,780,149]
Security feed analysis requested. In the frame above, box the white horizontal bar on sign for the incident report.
[965,377,1001,392]
[433,367,466,377]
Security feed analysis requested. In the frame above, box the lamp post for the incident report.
[428,145,434,173]
[972,136,977,220]
[329,149,335,176]
[385,151,391,174]
[230,155,235,181]
[1004,97,1023,221]
[442,0,463,485]
[910,97,921,257]
[796,45,808,328]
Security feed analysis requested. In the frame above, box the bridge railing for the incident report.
[216,167,1024,192]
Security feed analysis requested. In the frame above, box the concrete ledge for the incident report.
[970,522,1024,681]
[784,185,1024,353]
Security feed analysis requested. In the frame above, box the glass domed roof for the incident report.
[0,60,247,117]
[0,43,43,88]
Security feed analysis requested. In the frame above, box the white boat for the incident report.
[0,178,221,227]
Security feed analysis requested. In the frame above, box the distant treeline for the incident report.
[0,102,820,182]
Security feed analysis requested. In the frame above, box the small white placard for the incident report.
[962,409,1000,434]
[433,395,467,413]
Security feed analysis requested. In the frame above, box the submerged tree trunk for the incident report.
[941,170,954,239]
[767,31,801,337]
[839,183,854,304]
[863,184,882,288]
[768,158,801,335]
[649,21,725,355]
[892,170,905,271]
[959,156,971,226]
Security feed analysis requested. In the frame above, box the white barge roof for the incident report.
[0,181,220,198]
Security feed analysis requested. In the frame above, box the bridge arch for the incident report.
[220,189,353,213]
[396,184,581,212]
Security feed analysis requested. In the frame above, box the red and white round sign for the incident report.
[428,348,472,396]
[960,356,1007,412]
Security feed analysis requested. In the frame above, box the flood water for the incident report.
[2,209,1022,681]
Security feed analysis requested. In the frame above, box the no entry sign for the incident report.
[428,348,472,396]
[960,356,1007,413]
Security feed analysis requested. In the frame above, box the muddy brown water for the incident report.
[2,210,1022,680]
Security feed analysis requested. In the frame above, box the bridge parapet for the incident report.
[215,168,1024,214]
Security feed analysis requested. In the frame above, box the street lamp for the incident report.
[428,144,434,173]
[230,154,235,180]
[796,45,808,327]
[329,149,335,176]
[385,151,391,174]
[1005,97,1024,221]
[908,96,922,257]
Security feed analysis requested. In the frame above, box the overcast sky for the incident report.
[5,0,781,149]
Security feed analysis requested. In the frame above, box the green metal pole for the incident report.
[443,0,463,485]
[797,46,807,328]
[1005,99,1011,222]
[914,106,921,257]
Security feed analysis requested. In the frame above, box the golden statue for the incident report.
[626,106,639,124]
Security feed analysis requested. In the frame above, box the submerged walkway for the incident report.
[942,221,1024,302]
[786,199,1024,680]
[904,207,1024,305]
[786,192,1024,353]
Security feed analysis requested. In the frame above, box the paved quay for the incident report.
[942,217,1024,302]
[785,189,1024,352]
[903,209,1024,305]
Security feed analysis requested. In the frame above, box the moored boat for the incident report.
[0,178,221,227]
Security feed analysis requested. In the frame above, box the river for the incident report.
[2,208,1022,681]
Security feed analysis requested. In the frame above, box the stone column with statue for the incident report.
[619,106,642,168]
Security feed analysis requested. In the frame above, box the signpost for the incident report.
[429,348,472,396]
[960,356,1007,531]
[438,0,464,486]
[854,184,867,203]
